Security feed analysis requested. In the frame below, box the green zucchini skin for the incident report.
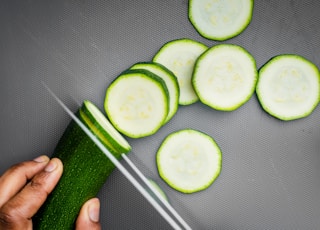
[33,110,121,230]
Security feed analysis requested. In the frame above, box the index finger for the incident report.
[0,155,50,207]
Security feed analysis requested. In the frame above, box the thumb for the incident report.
[75,198,101,230]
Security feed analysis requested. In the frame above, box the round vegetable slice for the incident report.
[256,54,320,121]
[153,38,208,105]
[192,44,257,111]
[130,62,179,123]
[104,69,169,138]
[80,100,131,154]
[188,0,254,41]
[156,129,222,193]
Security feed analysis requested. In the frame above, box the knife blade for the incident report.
[42,82,192,230]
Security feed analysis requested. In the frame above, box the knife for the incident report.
[43,82,192,230]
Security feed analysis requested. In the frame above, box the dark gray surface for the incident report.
[1,0,320,229]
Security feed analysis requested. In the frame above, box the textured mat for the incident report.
[1,0,320,229]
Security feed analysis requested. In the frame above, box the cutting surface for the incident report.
[1,0,320,229]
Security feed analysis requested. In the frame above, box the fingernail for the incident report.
[44,159,57,172]
[33,155,49,163]
[88,199,100,223]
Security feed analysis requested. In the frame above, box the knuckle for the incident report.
[29,179,49,197]
[0,206,20,228]
[0,213,12,227]
[27,170,55,200]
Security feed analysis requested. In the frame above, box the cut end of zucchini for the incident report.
[153,38,208,105]
[81,100,131,154]
[105,69,169,138]
[256,54,320,121]
[156,129,222,194]
[193,44,258,111]
[188,0,254,41]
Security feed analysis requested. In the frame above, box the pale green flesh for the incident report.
[189,0,253,41]
[130,63,179,123]
[105,73,168,138]
[157,129,222,193]
[153,39,208,105]
[256,55,320,120]
[82,100,131,151]
[193,44,257,111]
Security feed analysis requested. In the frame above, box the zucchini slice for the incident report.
[153,38,208,105]
[104,69,169,138]
[188,0,254,41]
[256,54,320,121]
[34,101,131,230]
[80,100,131,154]
[192,44,257,111]
[130,62,179,123]
[148,179,169,202]
[156,129,222,194]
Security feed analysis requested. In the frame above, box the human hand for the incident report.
[0,155,101,230]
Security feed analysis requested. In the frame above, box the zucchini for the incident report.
[188,0,254,41]
[80,100,131,153]
[256,54,320,121]
[148,179,169,202]
[156,129,222,194]
[34,100,131,230]
[104,69,170,138]
[153,38,208,105]
[130,62,179,124]
[192,44,257,111]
